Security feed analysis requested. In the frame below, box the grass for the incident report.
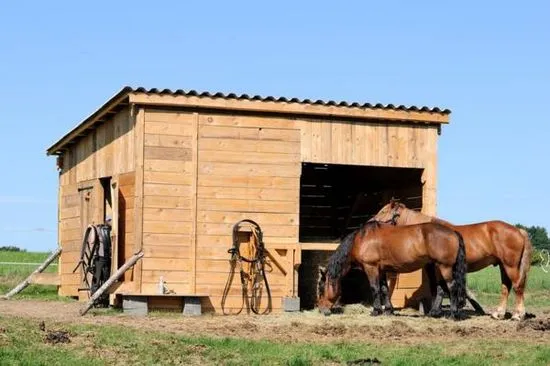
[0,250,60,300]
[1,315,549,366]
[467,265,550,309]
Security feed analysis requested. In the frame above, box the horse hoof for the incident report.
[511,313,524,322]
[371,309,382,316]
[448,312,465,321]
[383,309,394,316]
[491,311,505,320]
[428,310,443,318]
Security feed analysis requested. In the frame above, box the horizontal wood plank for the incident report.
[199,125,300,141]
[144,159,193,173]
[199,114,297,129]
[61,194,80,208]
[143,196,191,209]
[142,258,190,271]
[199,162,300,178]
[200,137,300,154]
[140,283,192,295]
[197,222,297,237]
[143,221,192,234]
[143,183,191,197]
[145,121,193,136]
[144,133,192,149]
[142,270,191,284]
[143,208,193,222]
[144,146,192,161]
[199,149,300,165]
[197,198,298,213]
[199,175,300,189]
[142,245,191,258]
[143,233,191,246]
[197,186,297,202]
[144,171,193,185]
[197,211,298,226]
[144,110,195,124]
[60,206,80,220]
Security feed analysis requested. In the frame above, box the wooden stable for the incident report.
[46,86,450,314]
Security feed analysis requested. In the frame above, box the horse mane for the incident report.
[325,220,381,284]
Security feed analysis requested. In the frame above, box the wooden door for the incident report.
[77,179,103,300]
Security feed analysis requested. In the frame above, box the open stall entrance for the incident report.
[298,162,424,310]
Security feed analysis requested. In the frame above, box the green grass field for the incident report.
[0,315,549,366]
[0,250,60,299]
[468,265,550,309]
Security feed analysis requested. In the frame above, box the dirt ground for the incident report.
[1,299,549,345]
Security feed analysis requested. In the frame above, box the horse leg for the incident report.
[363,265,382,316]
[491,264,512,320]
[501,264,526,321]
[379,271,394,315]
[426,263,444,317]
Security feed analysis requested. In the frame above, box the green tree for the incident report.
[515,224,550,250]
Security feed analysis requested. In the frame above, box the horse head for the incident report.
[371,198,406,225]
[317,265,339,316]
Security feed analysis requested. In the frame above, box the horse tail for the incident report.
[518,228,533,289]
[451,230,467,308]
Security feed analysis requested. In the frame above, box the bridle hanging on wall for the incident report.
[221,219,272,315]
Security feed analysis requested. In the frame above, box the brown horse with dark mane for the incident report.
[317,220,467,320]
[371,200,533,321]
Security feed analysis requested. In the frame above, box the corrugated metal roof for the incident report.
[46,86,451,155]
[129,86,451,114]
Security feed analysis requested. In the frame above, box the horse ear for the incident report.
[390,197,397,208]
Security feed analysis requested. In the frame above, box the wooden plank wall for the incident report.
[195,113,301,312]
[140,110,195,294]
[140,110,301,312]
[57,108,135,296]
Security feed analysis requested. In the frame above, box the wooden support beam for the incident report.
[79,251,144,316]
[2,247,62,299]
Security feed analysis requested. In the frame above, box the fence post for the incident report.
[2,247,63,300]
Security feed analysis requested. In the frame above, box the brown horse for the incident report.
[371,200,533,321]
[317,220,467,320]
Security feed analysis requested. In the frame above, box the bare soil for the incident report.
[1,299,549,345]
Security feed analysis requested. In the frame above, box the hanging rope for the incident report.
[221,219,272,315]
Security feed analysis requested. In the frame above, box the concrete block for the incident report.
[123,296,148,316]
[183,296,202,316]
[283,296,300,312]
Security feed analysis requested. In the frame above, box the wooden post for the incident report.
[2,247,62,300]
[79,251,144,316]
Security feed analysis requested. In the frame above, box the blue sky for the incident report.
[0,1,548,252]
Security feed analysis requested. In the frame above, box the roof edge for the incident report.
[46,87,133,155]
[46,86,451,156]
